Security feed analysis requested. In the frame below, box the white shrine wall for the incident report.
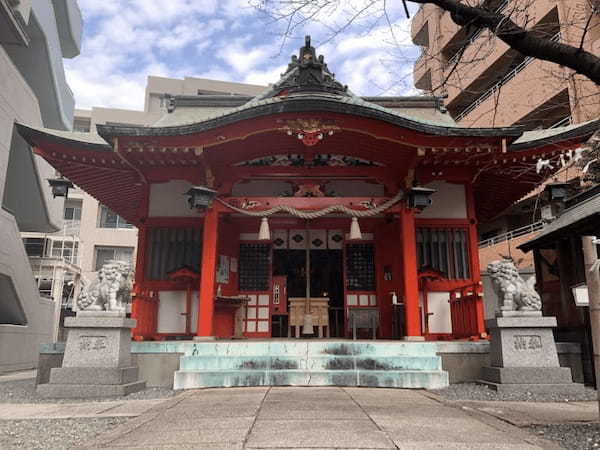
[417,181,467,219]
[149,180,199,217]
[157,290,199,334]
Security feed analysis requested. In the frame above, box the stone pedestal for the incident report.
[37,312,145,398]
[479,314,584,394]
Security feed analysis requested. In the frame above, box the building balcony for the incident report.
[478,222,544,271]
[53,0,83,58]
[410,4,430,45]
[444,32,511,107]
[413,53,433,91]
[452,51,567,127]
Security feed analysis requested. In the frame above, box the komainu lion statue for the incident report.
[77,261,133,313]
[487,259,541,312]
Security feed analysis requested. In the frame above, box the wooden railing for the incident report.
[449,282,486,339]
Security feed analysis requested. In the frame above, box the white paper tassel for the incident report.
[349,217,362,240]
[258,217,270,240]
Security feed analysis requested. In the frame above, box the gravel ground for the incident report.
[529,423,600,449]
[434,382,598,402]
[0,378,178,403]
[0,417,127,449]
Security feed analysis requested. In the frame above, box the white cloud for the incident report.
[65,0,420,110]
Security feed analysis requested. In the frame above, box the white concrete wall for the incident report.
[149,180,198,218]
[418,181,467,219]
[0,208,54,372]
[0,38,71,371]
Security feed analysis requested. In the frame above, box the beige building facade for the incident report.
[411,0,600,129]
[411,0,600,269]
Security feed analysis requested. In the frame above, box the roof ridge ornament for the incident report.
[275,35,349,96]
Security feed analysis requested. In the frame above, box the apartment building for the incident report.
[412,0,600,129]
[0,0,82,372]
[33,77,268,289]
[411,0,600,269]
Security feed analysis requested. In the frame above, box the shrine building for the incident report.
[17,37,598,345]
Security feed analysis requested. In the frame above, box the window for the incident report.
[64,205,81,221]
[23,238,47,257]
[98,205,133,229]
[345,243,376,291]
[51,240,79,265]
[416,227,470,279]
[239,244,271,291]
[94,246,134,271]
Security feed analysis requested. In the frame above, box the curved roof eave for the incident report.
[96,95,525,142]
[508,118,600,151]
[16,123,112,152]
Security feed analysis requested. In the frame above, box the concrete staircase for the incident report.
[173,341,448,389]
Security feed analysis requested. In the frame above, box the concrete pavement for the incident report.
[86,387,559,449]
[456,399,599,426]
[0,399,165,420]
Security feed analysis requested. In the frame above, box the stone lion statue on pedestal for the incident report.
[77,261,132,313]
[487,259,542,312]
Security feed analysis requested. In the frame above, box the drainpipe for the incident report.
[582,236,600,417]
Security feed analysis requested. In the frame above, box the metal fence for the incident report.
[478,221,545,248]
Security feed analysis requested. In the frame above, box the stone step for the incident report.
[174,369,449,389]
[179,355,442,371]
[132,341,440,357]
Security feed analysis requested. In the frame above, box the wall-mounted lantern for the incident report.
[408,186,436,212]
[545,181,570,202]
[542,181,570,220]
[47,177,74,198]
[184,186,218,209]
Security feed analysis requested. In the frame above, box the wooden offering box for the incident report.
[288,297,329,338]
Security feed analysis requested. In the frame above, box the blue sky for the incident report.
[64,0,420,111]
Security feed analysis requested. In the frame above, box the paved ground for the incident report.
[459,400,599,427]
[0,398,165,420]
[85,387,560,449]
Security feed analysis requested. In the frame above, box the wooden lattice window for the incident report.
[345,243,375,291]
[239,243,271,291]
[145,227,201,280]
[416,227,470,279]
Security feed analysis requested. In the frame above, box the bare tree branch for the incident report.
[410,0,600,84]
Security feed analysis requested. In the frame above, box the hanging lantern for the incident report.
[258,217,271,240]
[408,186,436,212]
[349,217,362,240]
[184,186,218,209]
[47,177,74,198]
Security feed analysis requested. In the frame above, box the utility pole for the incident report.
[582,236,600,416]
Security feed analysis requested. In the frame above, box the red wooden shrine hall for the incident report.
[17,37,599,341]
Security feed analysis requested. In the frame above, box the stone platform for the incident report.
[38,312,145,398]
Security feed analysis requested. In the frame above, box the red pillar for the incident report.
[400,205,422,338]
[197,207,219,337]
[132,225,148,339]
[465,184,486,336]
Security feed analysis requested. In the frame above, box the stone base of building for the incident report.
[37,311,145,398]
